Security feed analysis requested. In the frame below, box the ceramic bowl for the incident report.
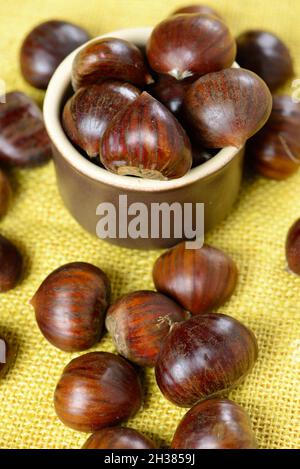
[44,27,244,249]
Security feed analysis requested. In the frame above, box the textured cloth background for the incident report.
[0,0,299,450]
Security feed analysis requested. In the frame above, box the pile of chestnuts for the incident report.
[62,11,274,179]
[29,240,259,449]
[1,1,300,451]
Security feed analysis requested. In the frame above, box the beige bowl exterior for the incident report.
[44,27,244,249]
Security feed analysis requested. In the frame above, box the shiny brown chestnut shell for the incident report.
[0,91,52,168]
[171,398,258,449]
[72,37,152,91]
[30,262,110,352]
[155,313,258,407]
[172,4,222,19]
[153,242,238,315]
[286,219,300,276]
[82,427,157,449]
[0,170,11,218]
[0,234,23,293]
[236,30,294,91]
[54,352,143,432]
[183,68,272,148]
[62,81,140,158]
[247,95,300,180]
[100,92,192,180]
[147,75,194,117]
[146,14,236,81]
[20,20,90,89]
[105,290,189,367]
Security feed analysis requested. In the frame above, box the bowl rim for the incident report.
[43,26,241,193]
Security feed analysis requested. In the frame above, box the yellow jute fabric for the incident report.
[0,0,299,450]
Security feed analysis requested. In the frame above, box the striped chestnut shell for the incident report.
[247,95,300,180]
[30,262,110,352]
[155,313,258,407]
[100,92,192,180]
[82,427,157,449]
[146,13,236,81]
[106,290,189,367]
[0,92,52,167]
[183,68,272,148]
[72,37,152,91]
[62,81,140,158]
[153,242,238,315]
[171,398,258,449]
[54,352,143,432]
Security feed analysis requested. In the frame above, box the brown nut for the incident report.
[54,352,143,432]
[30,262,110,352]
[106,290,189,367]
[153,242,238,315]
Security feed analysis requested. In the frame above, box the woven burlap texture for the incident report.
[0,0,299,450]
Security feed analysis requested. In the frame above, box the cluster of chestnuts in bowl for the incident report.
[1,1,300,450]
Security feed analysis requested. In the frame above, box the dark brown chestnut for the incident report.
[62,81,140,158]
[106,290,189,367]
[0,234,22,293]
[0,170,11,218]
[153,242,238,315]
[20,20,90,89]
[246,95,300,180]
[236,30,294,91]
[0,91,52,168]
[155,313,258,407]
[147,75,193,117]
[30,262,110,352]
[100,92,192,180]
[54,352,143,432]
[286,219,300,276]
[72,38,152,91]
[171,398,258,449]
[82,427,157,449]
[183,68,272,148]
[172,4,222,19]
[146,14,236,81]
[0,336,12,378]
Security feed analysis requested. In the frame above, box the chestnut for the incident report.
[172,4,222,19]
[246,95,300,180]
[155,313,258,407]
[0,170,11,218]
[236,30,294,91]
[100,92,192,180]
[20,20,90,89]
[153,242,238,315]
[146,14,236,81]
[54,352,143,432]
[286,219,300,276]
[0,336,12,378]
[30,262,110,352]
[0,235,23,293]
[82,427,157,449]
[62,81,140,158]
[171,398,258,449]
[106,290,189,367]
[72,38,152,91]
[0,91,52,168]
[147,75,193,117]
[183,68,272,148]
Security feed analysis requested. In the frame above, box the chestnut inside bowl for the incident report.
[44,27,244,249]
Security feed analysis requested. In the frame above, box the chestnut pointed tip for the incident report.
[168,69,194,81]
